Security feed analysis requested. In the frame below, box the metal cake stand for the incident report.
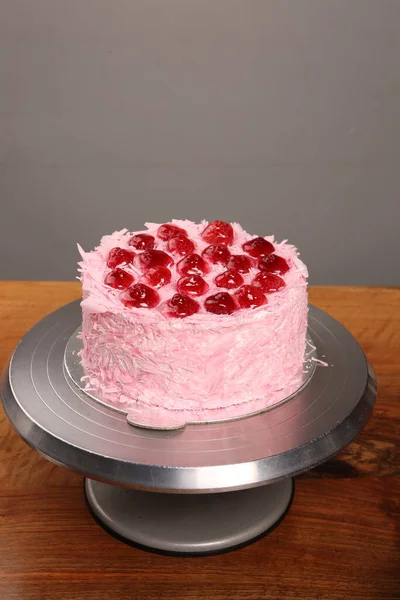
[0,301,376,555]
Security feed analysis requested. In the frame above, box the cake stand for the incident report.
[0,301,376,555]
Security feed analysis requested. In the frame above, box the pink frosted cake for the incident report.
[78,220,308,428]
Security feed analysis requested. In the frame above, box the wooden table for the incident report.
[0,283,398,600]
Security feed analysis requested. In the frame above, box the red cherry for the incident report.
[204,292,237,315]
[142,265,172,288]
[242,237,274,258]
[138,249,173,270]
[259,254,289,275]
[157,223,188,241]
[226,255,254,274]
[177,253,210,276]
[167,234,195,257]
[165,294,199,318]
[106,247,135,269]
[201,221,234,246]
[128,233,155,251]
[234,285,266,309]
[214,269,244,290]
[177,275,209,297]
[124,283,160,309]
[202,244,231,265]
[104,268,134,290]
[252,272,286,293]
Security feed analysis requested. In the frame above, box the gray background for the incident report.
[0,0,398,284]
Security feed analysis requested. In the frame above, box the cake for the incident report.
[78,220,308,428]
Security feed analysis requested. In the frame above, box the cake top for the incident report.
[78,220,307,323]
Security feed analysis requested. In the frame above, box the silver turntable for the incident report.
[0,301,376,555]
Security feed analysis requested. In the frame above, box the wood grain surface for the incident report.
[0,282,399,600]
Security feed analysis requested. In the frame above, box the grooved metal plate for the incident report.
[1,301,376,493]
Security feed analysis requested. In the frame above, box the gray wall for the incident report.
[1,0,398,284]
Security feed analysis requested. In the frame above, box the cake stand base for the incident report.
[84,478,294,556]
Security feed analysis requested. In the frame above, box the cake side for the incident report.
[79,220,308,418]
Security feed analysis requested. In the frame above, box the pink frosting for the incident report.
[78,220,308,428]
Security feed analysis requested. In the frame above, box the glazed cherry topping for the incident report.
[226,254,254,274]
[167,234,195,257]
[124,283,160,308]
[202,244,231,265]
[177,274,209,297]
[234,285,266,309]
[204,292,237,315]
[177,253,210,276]
[166,293,199,318]
[128,233,155,251]
[214,269,244,289]
[242,237,274,258]
[142,265,172,288]
[104,268,134,290]
[157,223,188,241]
[138,249,173,270]
[252,272,286,293]
[201,221,234,246]
[107,247,135,269]
[259,254,289,275]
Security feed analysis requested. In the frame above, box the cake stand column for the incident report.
[84,478,294,556]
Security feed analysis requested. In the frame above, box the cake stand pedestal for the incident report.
[1,301,376,555]
[84,478,294,555]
